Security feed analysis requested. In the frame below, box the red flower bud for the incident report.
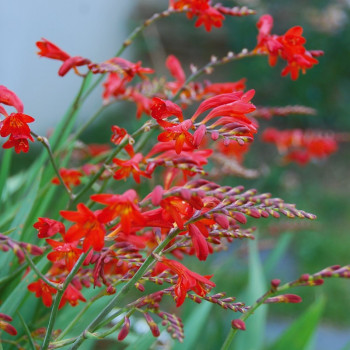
[231,319,246,331]
[117,316,130,341]
[193,124,206,147]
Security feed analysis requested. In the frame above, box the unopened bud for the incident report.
[264,294,302,304]
[117,316,130,341]
[151,185,163,206]
[231,319,246,331]
[270,279,281,290]
[193,124,206,147]
[144,313,160,337]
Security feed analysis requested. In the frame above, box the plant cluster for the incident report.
[0,1,348,349]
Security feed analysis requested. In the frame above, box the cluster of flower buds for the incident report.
[0,233,43,264]
[254,14,324,80]
[0,85,35,153]
[262,128,339,165]
[0,313,17,336]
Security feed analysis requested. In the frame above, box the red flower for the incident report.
[254,15,322,80]
[51,168,83,189]
[0,85,24,113]
[46,239,83,271]
[103,73,127,102]
[157,256,215,306]
[59,284,86,309]
[2,135,33,153]
[112,153,150,183]
[158,120,194,154]
[28,279,57,307]
[170,0,224,32]
[0,113,34,139]
[166,55,186,94]
[151,97,183,126]
[60,203,106,252]
[36,38,91,77]
[160,196,194,229]
[262,128,338,165]
[36,38,70,61]
[90,190,145,233]
[33,217,65,238]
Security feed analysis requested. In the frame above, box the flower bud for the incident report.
[117,316,130,341]
[193,125,206,147]
[231,319,246,331]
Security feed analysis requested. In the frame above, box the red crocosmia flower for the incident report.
[165,55,186,93]
[157,256,215,306]
[58,56,91,77]
[0,113,35,139]
[0,314,17,336]
[262,128,338,165]
[36,38,91,77]
[28,279,58,307]
[60,203,106,252]
[111,125,134,156]
[33,217,65,238]
[59,284,86,309]
[194,6,225,31]
[192,90,255,121]
[52,168,83,189]
[129,90,153,119]
[170,0,224,32]
[160,196,194,229]
[91,190,145,233]
[158,120,194,154]
[36,38,70,61]
[200,79,246,97]
[46,239,83,271]
[151,97,183,126]
[112,153,151,183]
[2,135,32,153]
[103,73,127,102]
[254,15,322,80]
[0,85,24,112]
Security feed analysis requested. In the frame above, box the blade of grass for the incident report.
[17,311,36,350]
[268,296,325,350]
[235,236,267,350]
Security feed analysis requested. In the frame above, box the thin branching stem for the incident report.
[41,251,89,350]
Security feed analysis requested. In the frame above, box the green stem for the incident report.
[32,132,74,200]
[41,251,89,350]
[23,251,60,291]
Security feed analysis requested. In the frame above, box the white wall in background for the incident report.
[0,0,136,133]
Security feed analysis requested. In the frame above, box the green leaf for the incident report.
[173,301,213,350]
[17,311,36,350]
[235,237,267,350]
[268,296,325,350]
[0,149,12,201]
[264,233,293,277]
